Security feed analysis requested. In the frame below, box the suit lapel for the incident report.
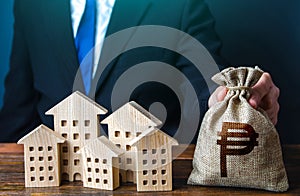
[90,0,152,98]
[42,0,83,91]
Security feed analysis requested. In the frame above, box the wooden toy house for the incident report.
[101,101,162,183]
[45,91,107,181]
[78,136,125,190]
[17,125,65,187]
[128,127,178,192]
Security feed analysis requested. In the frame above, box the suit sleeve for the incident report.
[177,0,228,97]
[0,0,41,142]
[181,0,227,67]
[174,0,228,143]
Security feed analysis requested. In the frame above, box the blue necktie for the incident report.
[75,0,96,95]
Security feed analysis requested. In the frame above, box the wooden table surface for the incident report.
[0,143,299,195]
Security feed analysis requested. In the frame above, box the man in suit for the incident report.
[0,0,279,143]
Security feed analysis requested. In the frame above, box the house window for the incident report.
[48,156,53,161]
[126,145,131,151]
[31,177,35,182]
[40,176,44,181]
[38,146,43,151]
[62,146,68,153]
[73,120,78,127]
[95,168,99,173]
[85,133,90,140]
[103,179,108,184]
[103,159,107,164]
[162,180,167,185]
[39,157,44,161]
[152,170,157,175]
[143,180,148,185]
[84,120,90,127]
[88,178,92,182]
[143,170,148,175]
[103,169,108,174]
[61,120,67,127]
[136,132,142,137]
[29,147,34,152]
[126,158,132,164]
[161,149,166,154]
[161,159,166,165]
[88,168,92,172]
[152,149,157,154]
[48,146,53,151]
[49,176,54,181]
[115,131,120,137]
[96,178,100,183]
[30,167,35,172]
[116,144,121,148]
[74,159,80,166]
[30,157,34,161]
[161,169,167,175]
[48,166,53,171]
[142,149,147,155]
[74,146,79,153]
[125,132,131,138]
[39,167,44,171]
[62,133,68,139]
[152,159,157,165]
[73,133,79,140]
[87,157,91,162]
[143,160,147,165]
[152,180,157,186]
[63,159,68,166]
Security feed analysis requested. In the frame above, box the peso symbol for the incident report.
[217,122,259,177]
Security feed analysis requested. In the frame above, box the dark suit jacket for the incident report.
[0,0,225,142]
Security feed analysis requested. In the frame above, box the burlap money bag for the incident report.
[187,66,289,192]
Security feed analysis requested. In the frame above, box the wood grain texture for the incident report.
[17,125,65,187]
[101,101,162,183]
[129,128,178,192]
[1,144,299,195]
[45,91,107,182]
[78,136,124,190]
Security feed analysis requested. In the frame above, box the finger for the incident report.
[249,73,274,109]
[264,101,280,125]
[208,86,227,108]
[258,84,280,110]
[217,86,228,102]
[249,72,280,125]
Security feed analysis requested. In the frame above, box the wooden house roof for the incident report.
[128,127,178,147]
[17,124,65,145]
[45,91,107,116]
[101,101,162,130]
[78,136,124,157]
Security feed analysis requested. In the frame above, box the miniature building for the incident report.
[101,101,162,183]
[45,91,107,181]
[17,125,65,187]
[128,127,178,192]
[78,136,125,190]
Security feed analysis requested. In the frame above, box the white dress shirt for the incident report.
[70,0,116,77]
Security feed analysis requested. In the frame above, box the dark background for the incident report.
[0,0,299,143]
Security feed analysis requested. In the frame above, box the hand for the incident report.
[208,72,280,125]
[248,72,280,125]
[208,86,227,108]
